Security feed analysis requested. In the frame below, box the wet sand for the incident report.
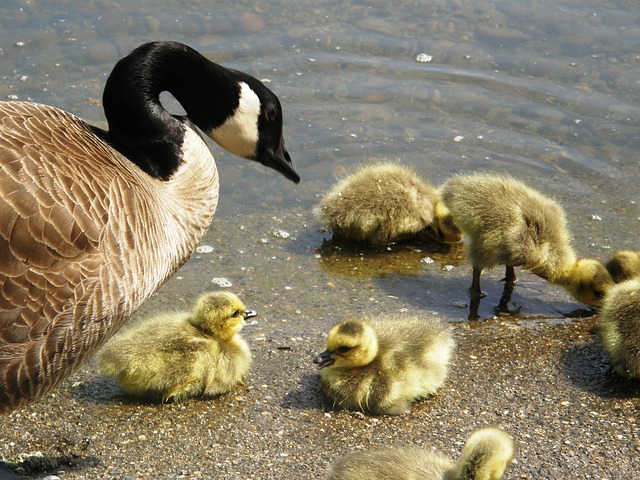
[2,212,639,479]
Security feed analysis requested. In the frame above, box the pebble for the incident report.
[211,277,232,287]
[451,300,468,309]
[415,53,433,63]
[272,229,291,239]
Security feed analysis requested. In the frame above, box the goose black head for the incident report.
[102,41,300,182]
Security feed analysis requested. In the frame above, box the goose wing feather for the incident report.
[0,102,155,408]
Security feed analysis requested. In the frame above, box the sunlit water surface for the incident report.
[1,0,638,320]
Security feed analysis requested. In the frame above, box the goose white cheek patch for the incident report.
[209,82,260,159]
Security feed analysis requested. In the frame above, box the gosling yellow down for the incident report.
[313,314,454,415]
[440,173,612,320]
[606,250,640,283]
[599,278,640,378]
[98,291,255,402]
[325,427,515,480]
[314,162,461,245]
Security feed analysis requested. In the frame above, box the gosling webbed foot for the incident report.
[495,302,522,317]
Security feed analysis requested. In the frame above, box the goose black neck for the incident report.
[98,41,242,179]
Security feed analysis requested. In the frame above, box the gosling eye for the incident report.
[231,310,241,318]
[594,290,605,299]
[337,346,351,354]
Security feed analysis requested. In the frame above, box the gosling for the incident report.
[606,250,640,283]
[599,278,640,378]
[440,173,613,320]
[314,162,461,245]
[325,427,515,480]
[97,291,255,402]
[313,314,454,415]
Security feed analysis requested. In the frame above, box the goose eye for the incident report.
[594,290,605,299]
[231,310,241,318]
[337,346,351,354]
[265,103,278,123]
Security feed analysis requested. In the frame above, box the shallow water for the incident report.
[1,1,640,476]
[2,0,637,320]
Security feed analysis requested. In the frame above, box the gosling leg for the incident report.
[468,265,482,321]
[497,265,517,313]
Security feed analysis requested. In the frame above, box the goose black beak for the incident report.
[264,139,300,183]
[244,309,258,319]
[313,350,334,370]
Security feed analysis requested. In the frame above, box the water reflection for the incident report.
[317,237,461,279]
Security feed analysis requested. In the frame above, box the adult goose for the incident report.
[0,41,299,412]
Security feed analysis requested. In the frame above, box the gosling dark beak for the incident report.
[263,138,300,183]
[244,309,258,319]
[313,350,334,370]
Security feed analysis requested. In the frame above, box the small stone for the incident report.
[195,245,214,254]
[451,300,468,309]
[415,53,433,63]
[272,228,290,239]
[211,277,232,287]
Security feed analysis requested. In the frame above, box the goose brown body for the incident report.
[325,427,514,480]
[0,102,217,411]
[0,41,298,412]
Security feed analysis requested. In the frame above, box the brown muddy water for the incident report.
[1,0,639,478]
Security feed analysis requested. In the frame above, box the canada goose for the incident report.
[97,291,255,402]
[325,427,515,480]
[313,314,454,415]
[440,173,613,320]
[606,250,640,283]
[314,162,461,245]
[599,278,640,378]
[0,41,299,412]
